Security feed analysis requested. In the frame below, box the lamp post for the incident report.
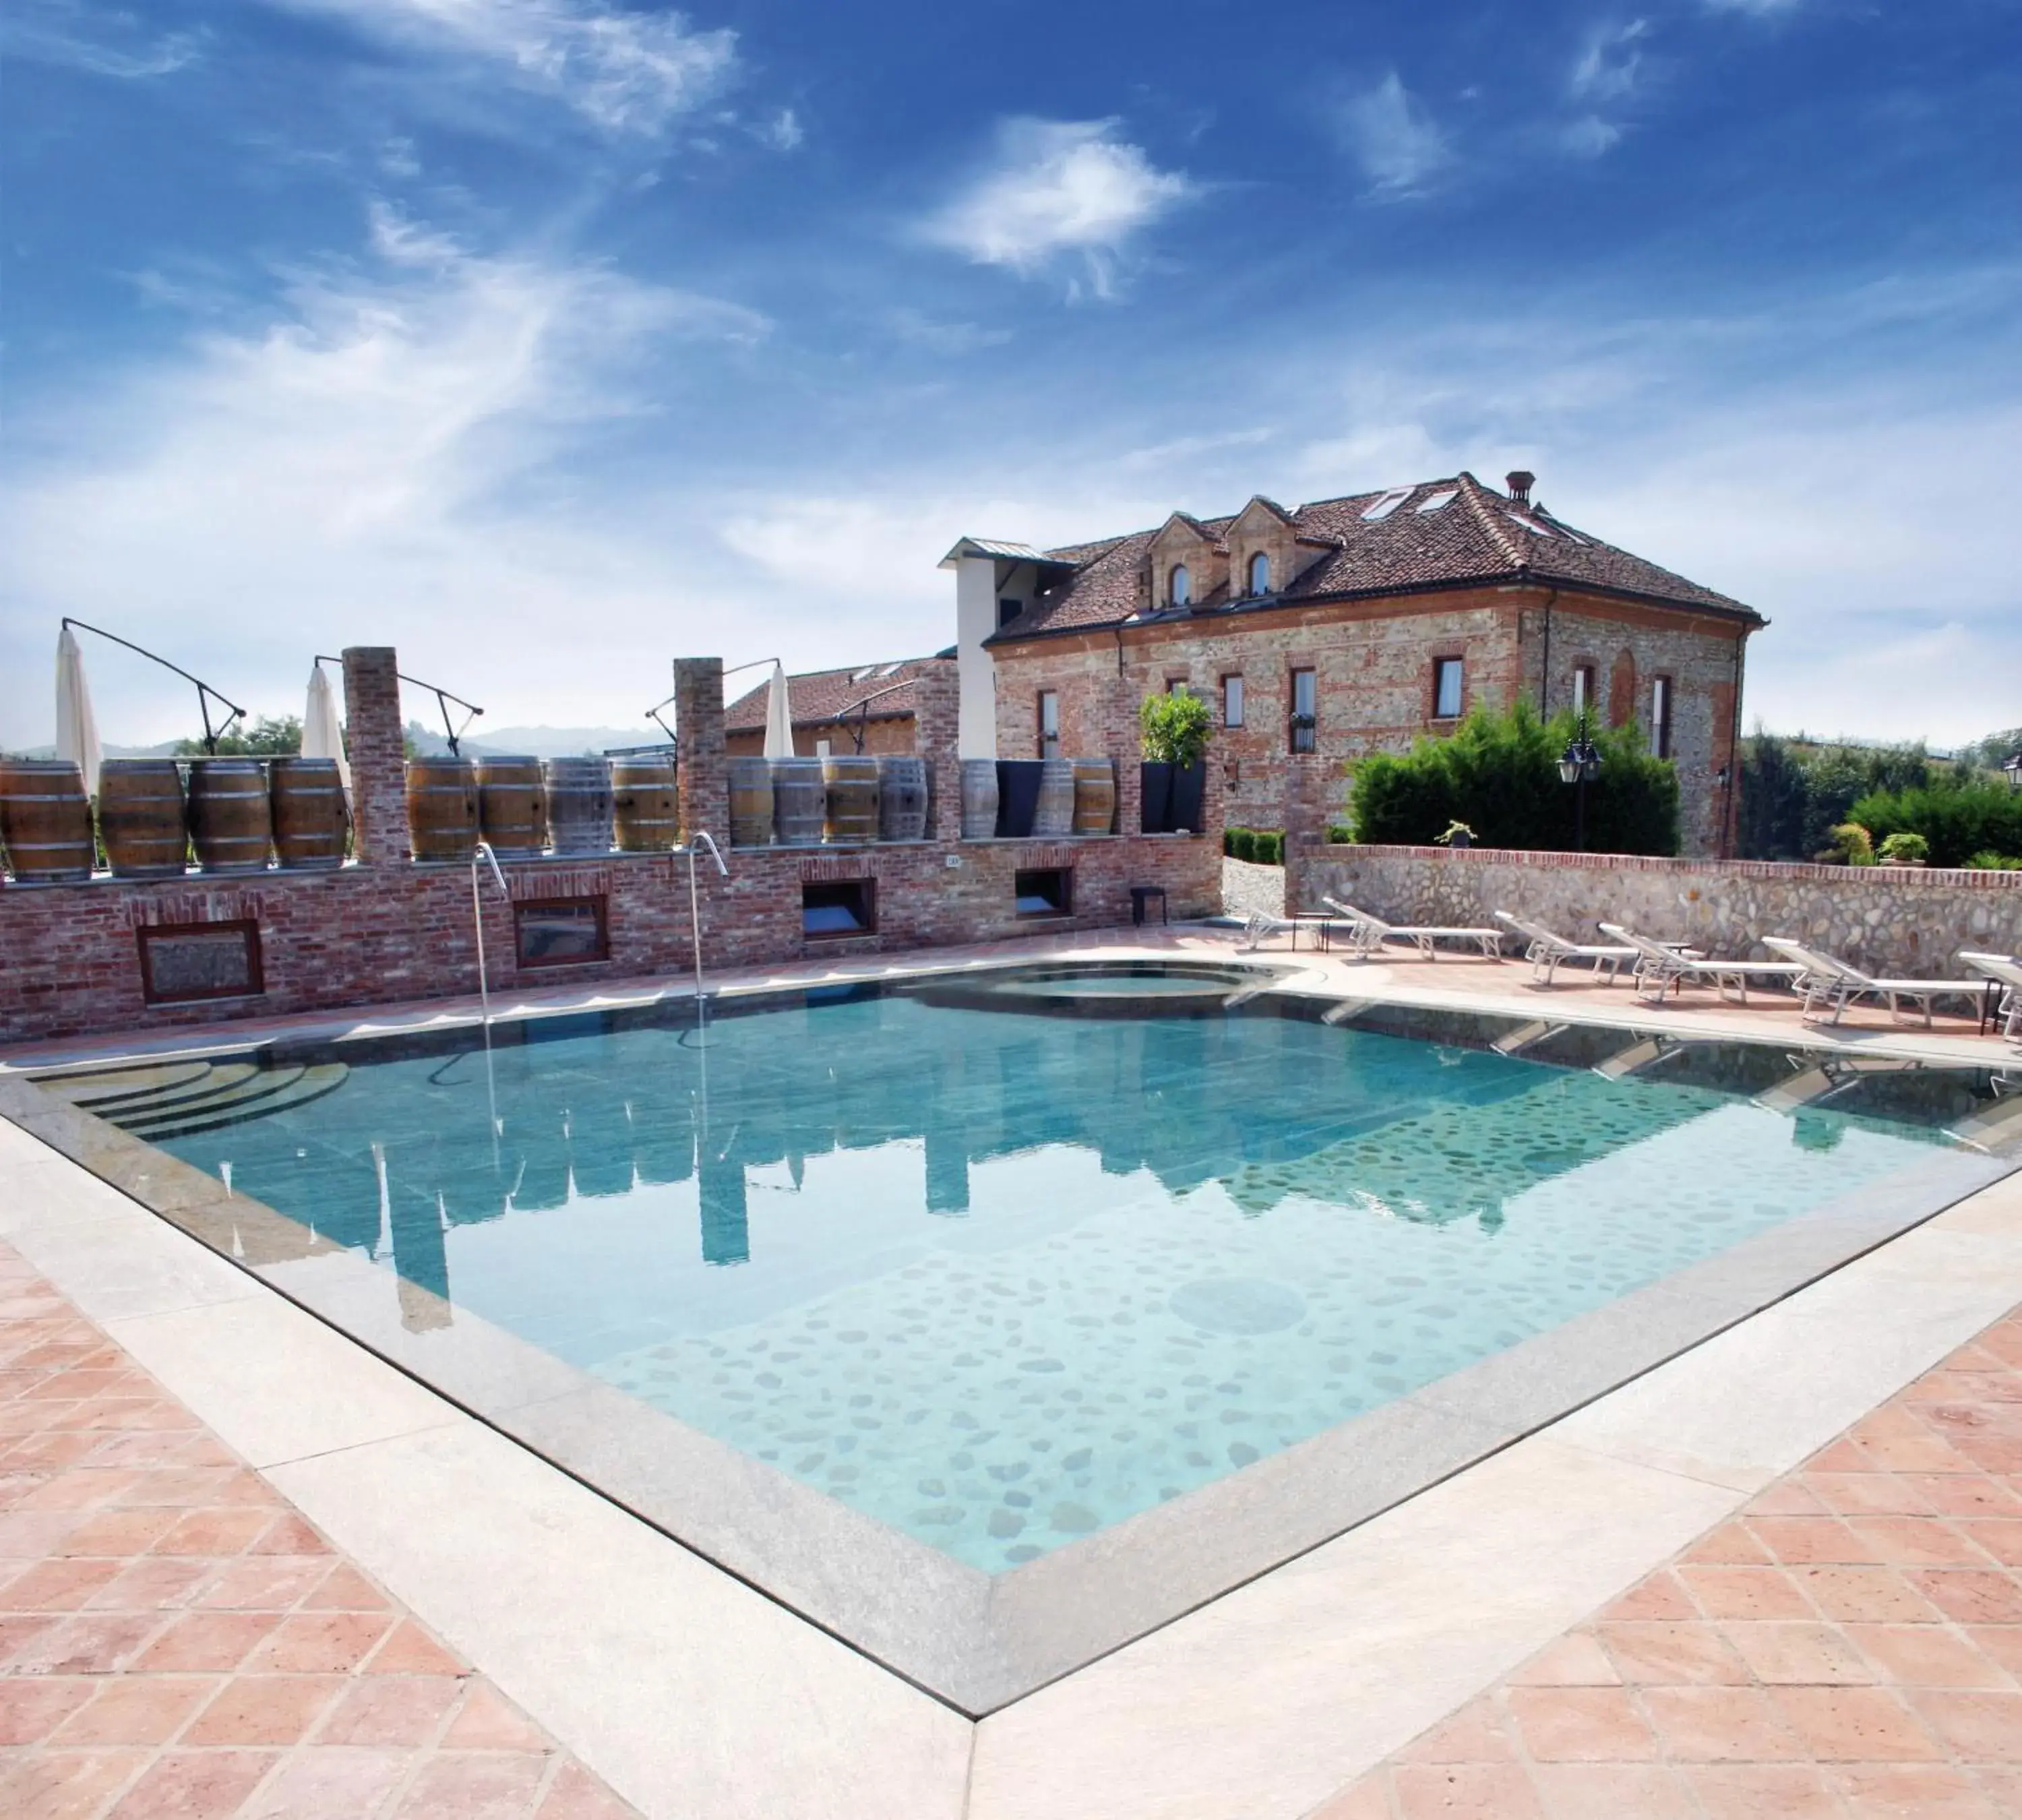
[1558,712,1601,851]
[2004,752,2021,793]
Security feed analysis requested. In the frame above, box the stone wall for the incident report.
[0,650,1217,1045]
[1292,843,2022,980]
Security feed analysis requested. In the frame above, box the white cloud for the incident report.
[2,0,205,78]
[921,118,1196,297]
[1571,20,1650,104]
[0,214,771,745]
[1337,73,1452,198]
[1562,115,1624,158]
[264,0,738,133]
[1703,0,1804,13]
[754,107,803,152]
[880,309,1014,355]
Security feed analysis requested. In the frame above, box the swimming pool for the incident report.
[26,961,2017,1711]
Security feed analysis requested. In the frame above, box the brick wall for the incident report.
[1295,843,2022,981]
[340,647,406,866]
[0,653,1218,1045]
[724,716,917,758]
[990,584,1750,859]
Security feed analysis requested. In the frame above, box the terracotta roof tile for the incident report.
[723,657,951,732]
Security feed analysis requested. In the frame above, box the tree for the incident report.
[1138,690,1213,766]
[173,715,302,758]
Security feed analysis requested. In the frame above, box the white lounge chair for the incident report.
[1959,952,2022,1043]
[1493,911,1639,987]
[1598,923,1806,1006]
[1322,897,1503,961]
[1760,938,1988,1029]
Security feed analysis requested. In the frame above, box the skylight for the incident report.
[876,661,905,677]
[1415,489,1458,514]
[1504,513,1556,538]
[1360,487,1413,522]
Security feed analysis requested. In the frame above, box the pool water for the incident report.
[132,973,1961,1572]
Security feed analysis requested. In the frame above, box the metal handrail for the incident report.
[63,617,247,753]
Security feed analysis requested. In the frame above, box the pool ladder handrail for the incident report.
[673,832,729,1038]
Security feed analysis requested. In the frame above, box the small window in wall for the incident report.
[1290,667,1318,754]
[1572,663,1596,718]
[1038,690,1060,758]
[1170,564,1192,607]
[137,920,264,1005]
[1433,657,1465,720]
[1247,551,1270,596]
[814,737,831,758]
[515,897,609,969]
[998,598,1022,628]
[803,879,876,938]
[1222,674,1245,728]
[1165,677,1191,695]
[1014,868,1072,917]
[1651,676,1674,759]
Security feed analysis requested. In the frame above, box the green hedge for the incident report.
[1847,783,2022,869]
[1223,826,1283,865]
[1345,702,1680,855]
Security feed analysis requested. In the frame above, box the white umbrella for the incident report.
[762,661,795,760]
[55,626,102,797]
[302,664,351,788]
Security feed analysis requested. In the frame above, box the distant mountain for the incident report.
[403,721,667,758]
[6,741,182,760]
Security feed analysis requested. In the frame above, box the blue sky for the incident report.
[3,0,2019,748]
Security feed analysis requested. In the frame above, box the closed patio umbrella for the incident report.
[55,626,102,797]
[302,664,351,788]
[762,661,795,760]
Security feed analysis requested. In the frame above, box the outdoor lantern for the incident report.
[1558,715,1602,849]
[2004,752,2021,791]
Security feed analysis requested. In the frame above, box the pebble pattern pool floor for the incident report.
[0,1238,641,1820]
[1311,1301,2022,1820]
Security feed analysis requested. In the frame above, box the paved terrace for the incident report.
[2,927,2017,1817]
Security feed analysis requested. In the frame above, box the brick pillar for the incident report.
[673,658,727,843]
[342,647,407,868]
[912,659,961,842]
[1281,754,1334,913]
[1109,671,1143,837]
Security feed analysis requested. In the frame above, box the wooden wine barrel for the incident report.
[727,756,774,847]
[269,757,348,870]
[822,754,880,845]
[770,758,825,847]
[1032,758,1078,837]
[958,759,999,841]
[98,758,187,879]
[544,757,613,855]
[0,758,93,883]
[877,755,929,842]
[611,753,678,852]
[187,759,273,874]
[476,757,547,857]
[1071,758,1117,836]
[405,756,478,863]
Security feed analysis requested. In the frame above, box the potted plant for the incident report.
[1139,692,1213,833]
[1875,831,1929,869]
[1434,820,1476,850]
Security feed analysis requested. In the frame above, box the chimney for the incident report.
[1506,471,1535,506]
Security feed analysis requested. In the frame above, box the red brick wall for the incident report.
[724,717,917,758]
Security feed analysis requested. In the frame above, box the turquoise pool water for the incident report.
[132,973,1961,1571]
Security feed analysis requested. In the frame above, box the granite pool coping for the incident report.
[4,978,2016,1716]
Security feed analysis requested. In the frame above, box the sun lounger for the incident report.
[1959,952,2022,1043]
[1492,911,1639,987]
[1597,923,1806,1006]
[1760,938,1987,1028]
[1322,898,1503,961]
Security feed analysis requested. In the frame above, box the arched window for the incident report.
[1248,551,1270,596]
[1170,564,1191,607]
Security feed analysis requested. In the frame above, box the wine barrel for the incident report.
[770,758,825,847]
[822,754,880,845]
[545,756,613,855]
[877,755,929,842]
[405,756,478,863]
[1032,758,1077,837]
[1071,757,1117,836]
[270,757,348,870]
[0,759,93,883]
[476,757,547,857]
[611,753,678,852]
[187,758,273,874]
[727,756,774,847]
[958,759,999,841]
[98,758,187,879]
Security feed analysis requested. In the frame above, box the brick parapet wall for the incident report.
[912,661,961,843]
[673,658,727,845]
[1297,843,2022,979]
[340,648,406,867]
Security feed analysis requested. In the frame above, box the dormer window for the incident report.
[1247,552,1270,597]
[1170,564,1191,607]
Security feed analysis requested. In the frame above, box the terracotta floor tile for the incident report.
[1504,1686,1657,1762]
[1845,1622,2013,1690]
[443,1682,558,1753]
[301,1562,390,1611]
[1679,1564,1815,1621]
[1910,1569,2022,1626]
[1394,1694,1513,1765]
[1750,1515,1872,1565]
[1748,1480,1829,1517]
[49,1676,216,1747]
[365,1618,468,1676]
[1638,1685,1806,1762]
[1802,1474,1935,1519]
[1847,1517,2001,1568]
[1598,1569,1695,1622]
[1304,1778,1394,1820]
[1724,1621,1876,1687]
[534,1759,643,1819]
[390,1751,547,1819]
[1504,1633,1619,1688]
[0,1677,94,1746]
[1833,1762,2006,1818]
[1681,1520,1775,1565]
[1973,1765,2022,1811]
[84,1555,213,1614]
[1960,1518,2022,1565]
[1391,1762,1545,1819]
[1905,1475,2022,1519]
[1965,1623,2022,1680]
[1680,1762,1848,1818]
[190,1554,329,1612]
[1525,1762,1697,1819]
[1905,1689,2022,1761]
[1767,1686,1944,1762]
[150,1507,272,1557]
[315,1672,464,1747]
[10,1612,163,1676]
[237,1747,412,1820]
[56,1507,185,1558]
[104,1748,276,1819]
[182,1673,345,1746]
[133,1610,282,1673]
[1594,1620,1749,1685]
[0,1746,148,1820]
[1796,1567,1947,1625]
[243,1609,392,1674]
[1,1556,124,1610]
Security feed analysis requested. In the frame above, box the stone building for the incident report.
[946,472,1765,857]
[723,655,952,758]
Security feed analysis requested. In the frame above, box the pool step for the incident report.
[38,1059,218,1112]
[117,1064,351,1141]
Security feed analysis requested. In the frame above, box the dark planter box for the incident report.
[995,760,1043,839]
[1139,760,1205,834]
[1139,762,1173,835]
[1169,761,1205,835]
